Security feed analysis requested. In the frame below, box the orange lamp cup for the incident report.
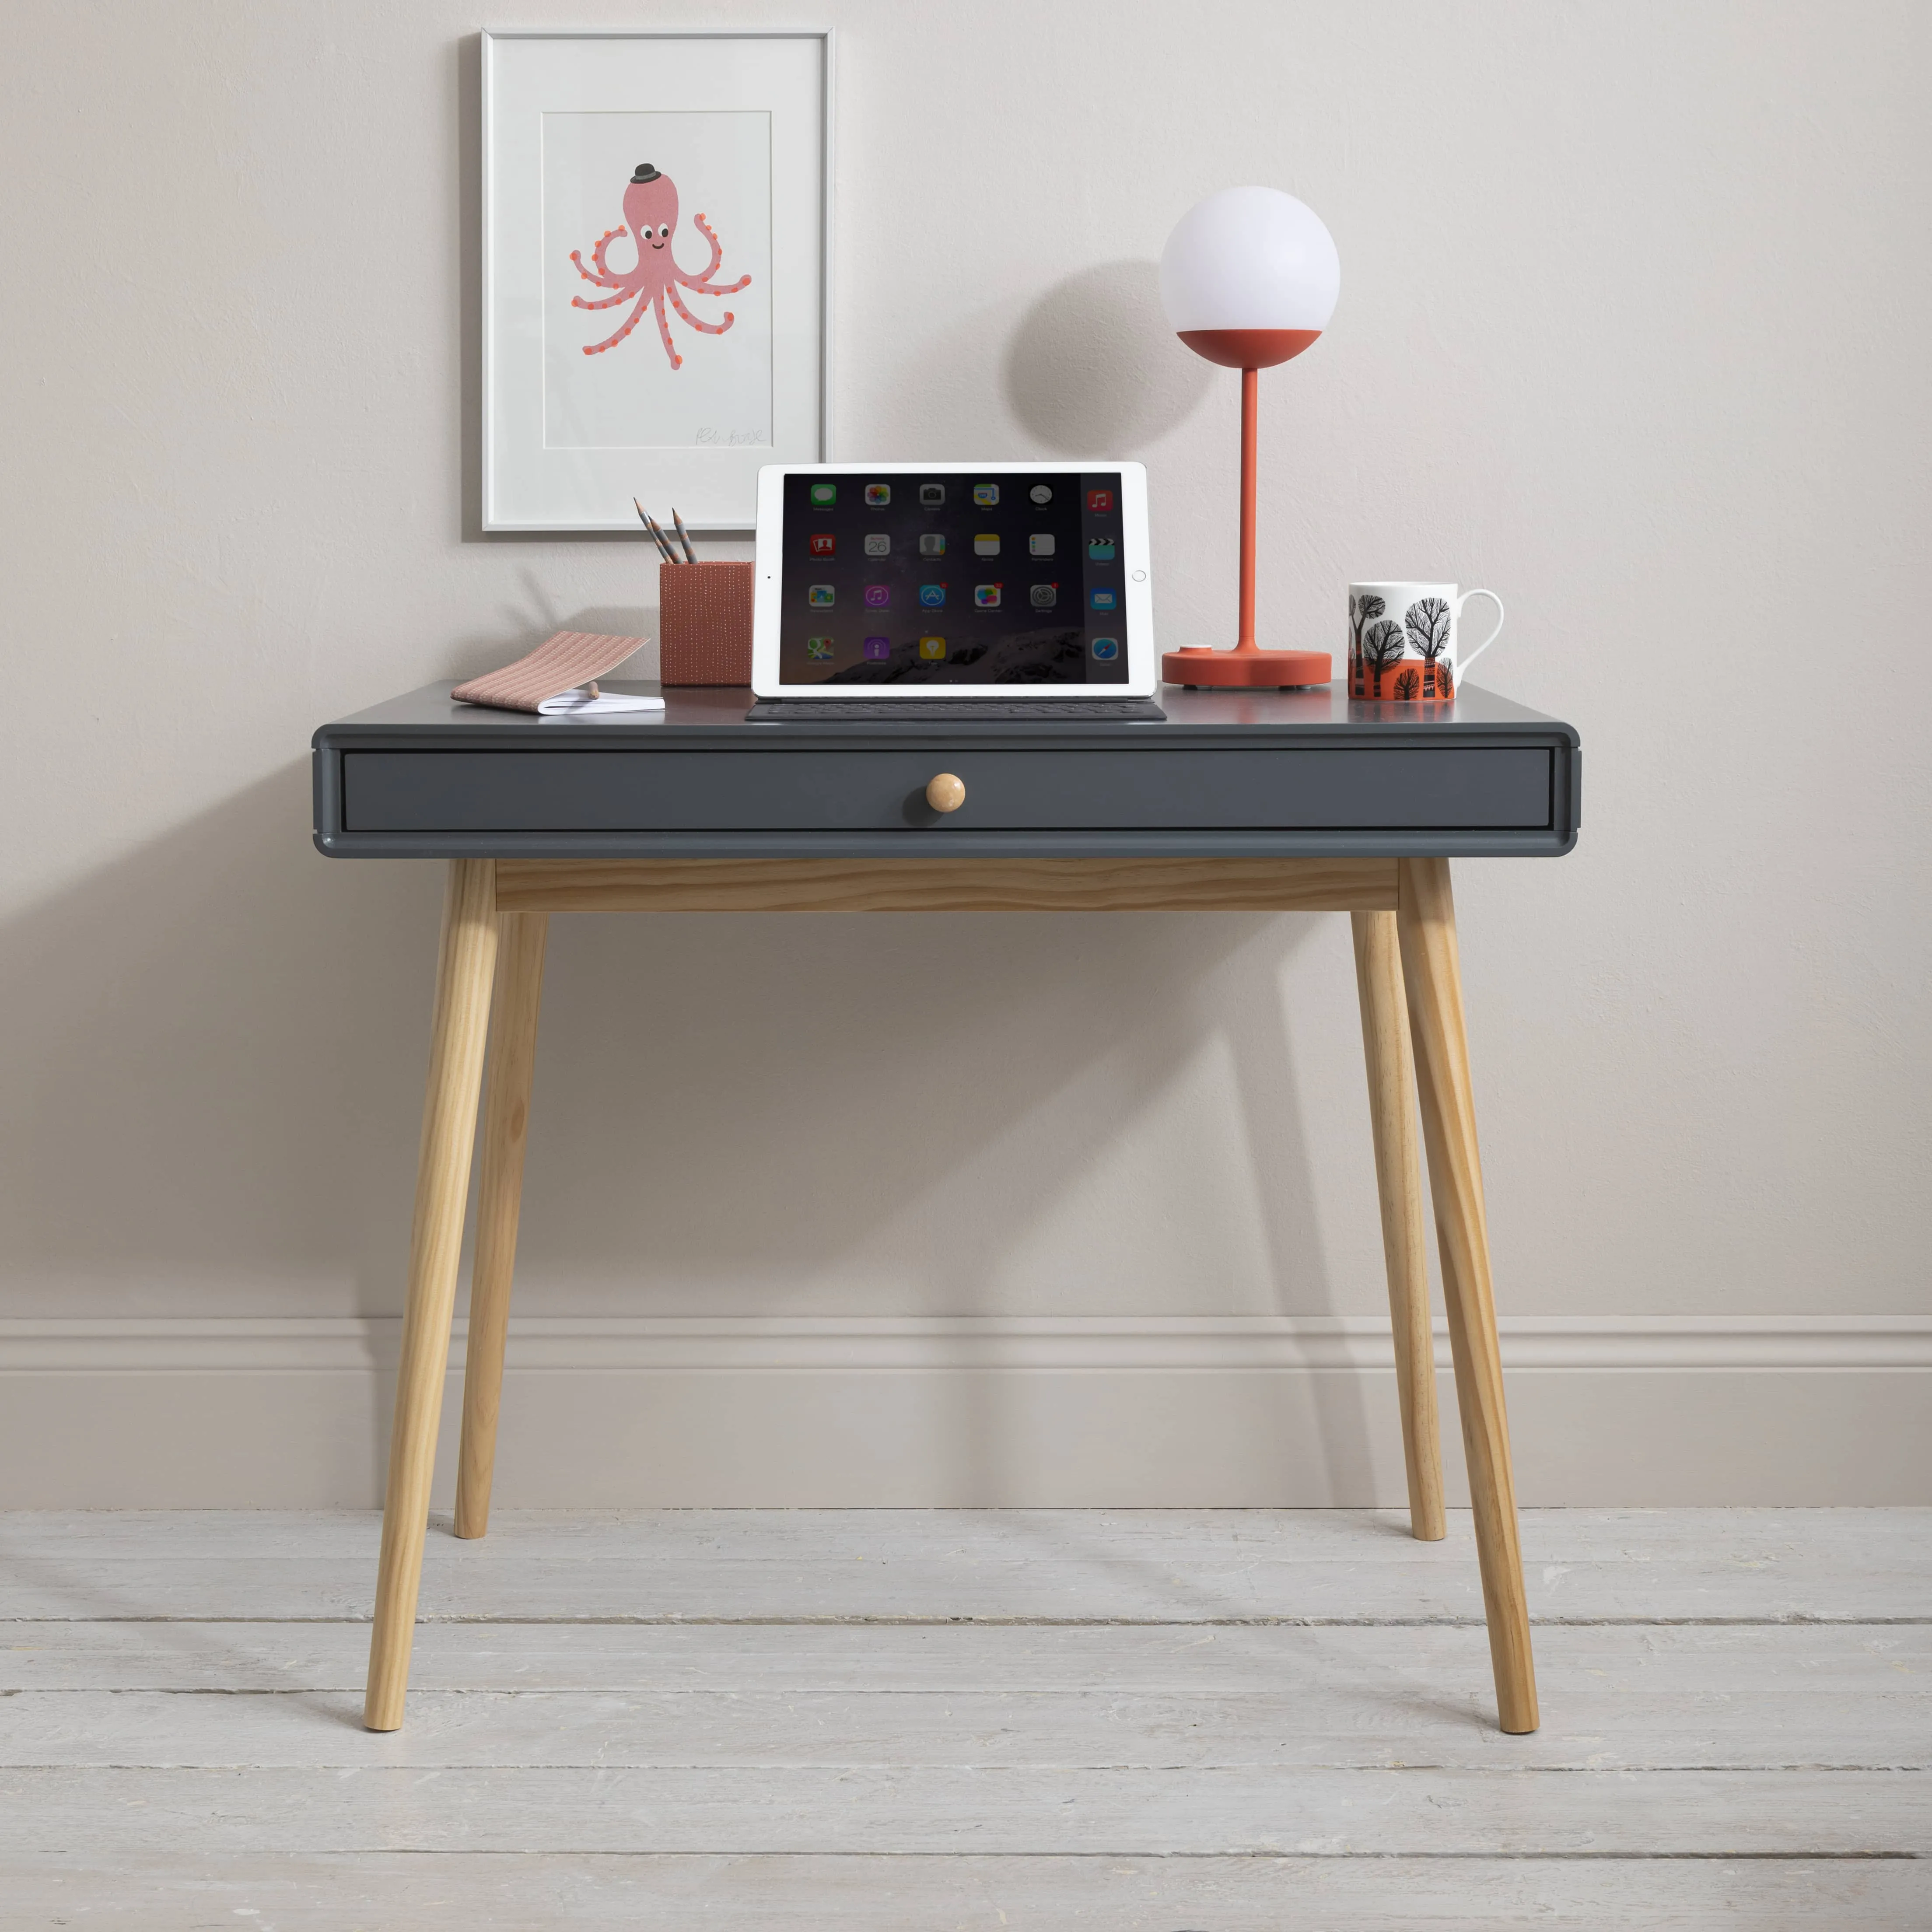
[1160,187,1340,687]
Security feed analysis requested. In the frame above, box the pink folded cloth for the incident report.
[451,631,649,713]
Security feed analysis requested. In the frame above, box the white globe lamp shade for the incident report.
[1160,186,1340,368]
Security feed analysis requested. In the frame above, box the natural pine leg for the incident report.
[1351,909,1447,1542]
[455,911,549,1540]
[1395,857,1539,1734]
[364,859,500,1732]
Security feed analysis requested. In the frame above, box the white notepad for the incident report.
[536,687,666,716]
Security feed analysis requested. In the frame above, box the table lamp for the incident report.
[1159,186,1340,687]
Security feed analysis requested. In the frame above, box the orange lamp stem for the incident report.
[1158,331,1333,689]
[1236,364,1259,652]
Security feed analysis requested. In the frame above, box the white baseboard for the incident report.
[3,1315,1927,1508]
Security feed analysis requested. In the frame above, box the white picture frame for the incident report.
[481,30,833,532]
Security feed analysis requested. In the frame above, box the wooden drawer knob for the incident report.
[925,773,966,814]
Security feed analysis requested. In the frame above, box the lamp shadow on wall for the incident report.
[999,261,1211,454]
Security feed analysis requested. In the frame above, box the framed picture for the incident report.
[482,30,833,532]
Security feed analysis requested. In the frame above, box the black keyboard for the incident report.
[745,699,1167,723]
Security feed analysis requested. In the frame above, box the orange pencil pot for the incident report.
[658,560,754,686]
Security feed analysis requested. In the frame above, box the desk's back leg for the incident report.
[1350,910,1447,1542]
[1396,857,1540,1735]
[455,910,550,1540]
[364,858,500,1733]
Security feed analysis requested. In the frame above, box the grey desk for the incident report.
[315,681,1581,1736]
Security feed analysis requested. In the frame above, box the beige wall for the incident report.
[2,0,1928,1505]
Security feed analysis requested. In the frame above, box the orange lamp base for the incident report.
[1162,646,1332,689]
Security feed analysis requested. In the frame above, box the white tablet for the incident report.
[751,462,1155,699]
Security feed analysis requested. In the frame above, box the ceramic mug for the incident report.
[1347,581,1505,701]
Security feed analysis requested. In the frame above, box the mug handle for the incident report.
[1455,588,1505,672]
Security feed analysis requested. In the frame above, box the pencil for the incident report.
[632,498,665,560]
[634,499,676,564]
[646,512,681,564]
[672,508,699,564]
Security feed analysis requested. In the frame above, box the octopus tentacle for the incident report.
[591,227,635,280]
[667,284,735,336]
[686,213,726,284]
[653,290,682,370]
[570,231,630,290]
[581,289,654,356]
[573,288,634,310]
[677,271,752,297]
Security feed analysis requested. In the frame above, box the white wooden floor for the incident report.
[1,1509,1927,1928]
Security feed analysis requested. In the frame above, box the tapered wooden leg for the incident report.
[1351,910,1447,1542]
[1396,857,1539,1735]
[364,859,500,1732]
[455,911,549,1540]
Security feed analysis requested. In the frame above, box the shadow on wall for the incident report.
[1001,261,1211,453]
[510,898,1374,1502]
[0,764,437,1315]
[455,35,642,546]
[472,582,662,683]
[0,749,1373,1501]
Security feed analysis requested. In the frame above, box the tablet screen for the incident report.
[777,471,1129,685]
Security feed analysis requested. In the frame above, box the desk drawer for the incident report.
[342,748,1551,834]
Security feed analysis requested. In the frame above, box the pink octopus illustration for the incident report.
[569,162,751,368]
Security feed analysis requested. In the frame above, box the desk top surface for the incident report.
[318,681,1576,749]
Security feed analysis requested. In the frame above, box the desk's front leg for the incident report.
[455,910,549,1540]
[1396,856,1539,1735]
[1351,910,1447,1542]
[364,858,500,1732]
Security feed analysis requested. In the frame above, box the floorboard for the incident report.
[5,1630,1927,1769]
[2,1508,1926,1622]
[7,1764,1928,1856]
[5,1852,1926,1931]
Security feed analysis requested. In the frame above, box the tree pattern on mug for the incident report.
[1362,617,1407,697]
[1404,596,1452,697]
[1349,591,1456,701]
[1348,592,1385,693]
